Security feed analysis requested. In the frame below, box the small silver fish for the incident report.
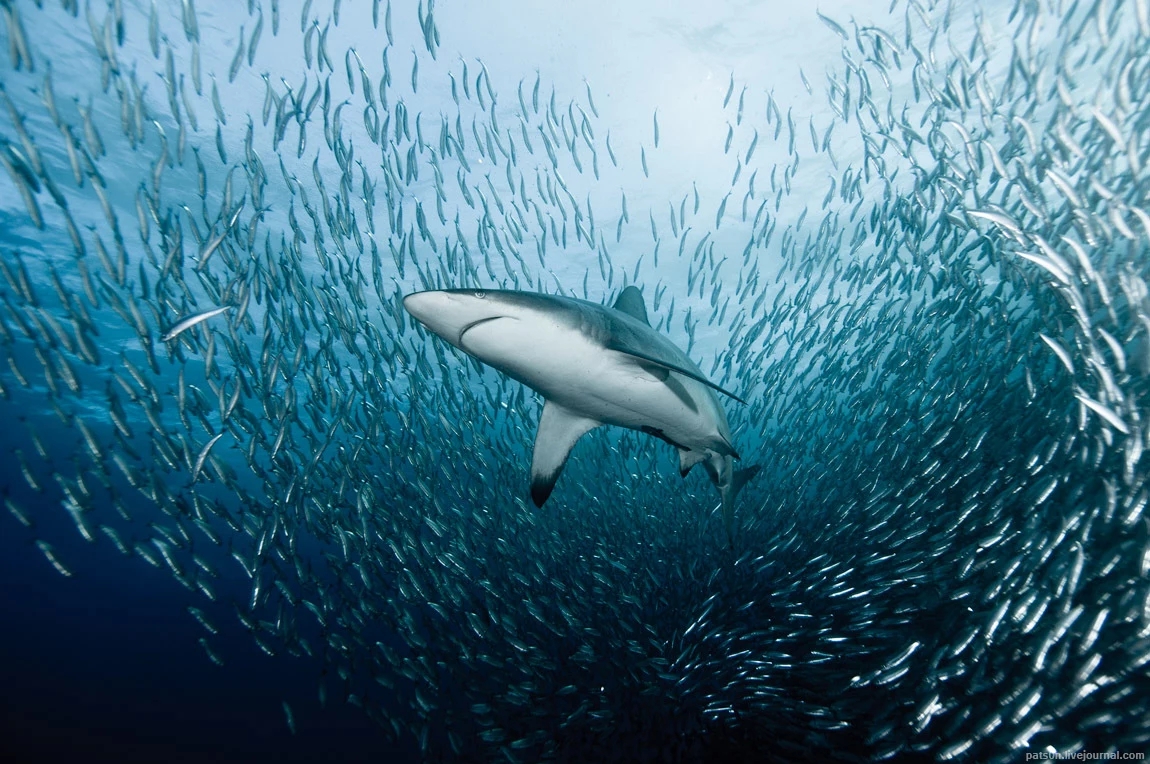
[161,305,231,342]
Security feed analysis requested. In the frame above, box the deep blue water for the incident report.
[0,419,402,762]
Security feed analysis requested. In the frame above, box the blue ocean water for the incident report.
[1,0,1149,761]
[0,412,402,761]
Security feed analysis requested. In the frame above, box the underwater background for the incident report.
[1,0,1149,761]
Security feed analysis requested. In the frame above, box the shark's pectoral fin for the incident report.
[530,401,601,507]
[678,448,706,477]
[605,340,747,404]
[715,435,739,459]
[635,362,669,382]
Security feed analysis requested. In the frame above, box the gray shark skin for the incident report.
[403,286,759,538]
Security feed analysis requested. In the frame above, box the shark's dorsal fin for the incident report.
[612,286,650,326]
[530,401,601,507]
[605,339,747,405]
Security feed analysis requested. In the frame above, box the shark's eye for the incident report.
[474,290,486,299]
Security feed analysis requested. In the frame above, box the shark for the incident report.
[402,286,759,538]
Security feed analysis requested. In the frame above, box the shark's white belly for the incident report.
[462,317,730,453]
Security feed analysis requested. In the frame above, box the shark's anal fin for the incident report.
[613,286,650,326]
[605,341,747,404]
[530,401,601,507]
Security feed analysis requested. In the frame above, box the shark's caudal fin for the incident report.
[721,464,762,541]
[530,400,601,507]
[732,465,760,499]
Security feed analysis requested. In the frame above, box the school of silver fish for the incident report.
[0,0,1148,760]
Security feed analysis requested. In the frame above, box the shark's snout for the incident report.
[402,290,462,341]
[401,290,444,326]
[402,289,500,347]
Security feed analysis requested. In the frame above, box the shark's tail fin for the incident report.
[721,464,761,543]
[733,465,761,499]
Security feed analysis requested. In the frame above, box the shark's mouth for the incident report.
[458,315,510,347]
